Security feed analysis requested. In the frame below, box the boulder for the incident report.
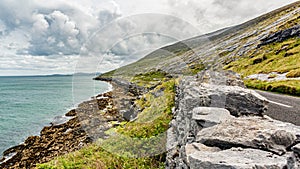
[198,83,268,117]
[197,116,300,155]
[188,147,290,169]
[185,143,220,164]
[192,107,233,128]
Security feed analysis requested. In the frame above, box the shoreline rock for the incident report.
[0,92,114,168]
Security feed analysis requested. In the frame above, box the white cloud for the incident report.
[0,0,298,75]
[165,0,297,33]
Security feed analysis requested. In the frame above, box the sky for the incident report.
[0,0,297,76]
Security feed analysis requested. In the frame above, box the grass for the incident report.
[37,79,176,169]
[186,62,205,75]
[37,145,165,169]
[244,79,300,96]
[286,68,300,78]
[118,79,175,138]
[130,70,169,88]
[224,36,300,96]
[224,37,300,77]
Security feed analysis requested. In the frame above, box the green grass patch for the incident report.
[188,63,205,75]
[131,70,169,88]
[224,37,300,95]
[99,70,117,78]
[37,144,165,169]
[244,79,300,96]
[118,79,175,138]
[224,37,300,77]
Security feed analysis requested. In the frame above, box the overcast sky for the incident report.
[0,0,297,76]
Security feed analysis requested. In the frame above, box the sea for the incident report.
[0,75,110,155]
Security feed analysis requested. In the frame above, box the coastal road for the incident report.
[255,90,300,126]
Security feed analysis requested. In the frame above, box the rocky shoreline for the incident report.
[1,71,300,168]
[0,78,144,169]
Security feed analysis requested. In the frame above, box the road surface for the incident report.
[256,90,300,126]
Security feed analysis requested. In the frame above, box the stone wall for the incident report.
[166,70,300,168]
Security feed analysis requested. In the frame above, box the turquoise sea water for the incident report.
[0,75,109,155]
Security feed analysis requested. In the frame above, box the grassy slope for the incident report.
[225,37,300,76]
[99,1,300,79]
[38,1,300,168]
[224,24,300,96]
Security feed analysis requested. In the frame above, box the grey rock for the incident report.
[287,152,300,169]
[197,116,300,155]
[292,144,300,155]
[166,71,270,168]
[198,83,268,117]
[188,148,290,169]
[167,124,178,151]
[192,107,233,128]
[185,143,220,164]
[259,25,300,47]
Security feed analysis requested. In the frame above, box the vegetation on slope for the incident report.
[131,70,169,88]
[224,36,300,96]
[224,37,300,76]
[244,79,300,96]
[37,78,176,169]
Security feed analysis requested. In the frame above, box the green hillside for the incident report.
[97,1,300,96]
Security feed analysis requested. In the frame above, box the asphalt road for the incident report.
[256,90,300,126]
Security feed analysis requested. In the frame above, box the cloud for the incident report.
[0,0,122,56]
[166,0,297,33]
[21,10,81,56]
[83,13,199,57]
[0,0,298,75]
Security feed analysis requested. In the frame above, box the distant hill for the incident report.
[97,1,300,95]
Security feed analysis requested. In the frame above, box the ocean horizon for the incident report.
[0,74,109,155]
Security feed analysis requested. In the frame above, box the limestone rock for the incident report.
[166,71,270,168]
[197,116,300,155]
[188,148,290,169]
[192,107,233,128]
[259,24,300,47]
[199,83,268,117]
[185,143,220,164]
[292,144,300,155]
[65,109,76,117]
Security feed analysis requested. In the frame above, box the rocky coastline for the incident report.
[0,78,144,169]
[1,70,300,168]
